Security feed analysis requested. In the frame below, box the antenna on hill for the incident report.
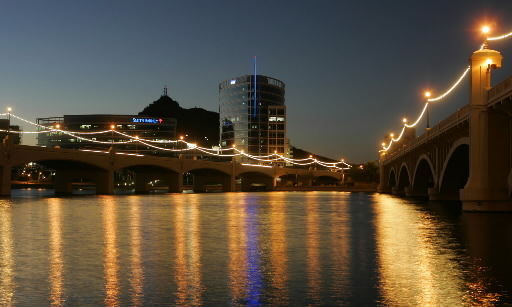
[163,85,168,97]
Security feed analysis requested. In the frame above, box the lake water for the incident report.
[0,190,511,305]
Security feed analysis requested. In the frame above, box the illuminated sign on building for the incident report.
[132,117,164,124]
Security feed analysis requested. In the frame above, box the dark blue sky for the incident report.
[2,1,512,162]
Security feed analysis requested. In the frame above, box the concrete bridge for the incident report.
[0,142,343,195]
[378,46,512,211]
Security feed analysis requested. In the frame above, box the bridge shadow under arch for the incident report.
[116,164,181,194]
[439,143,469,200]
[388,168,397,190]
[411,157,435,198]
[12,159,111,195]
[397,164,411,195]
[238,171,274,192]
[187,168,233,192]
[313,175,340,186]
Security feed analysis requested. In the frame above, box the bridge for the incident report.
[378,46,512,211]
[0,142,343,196]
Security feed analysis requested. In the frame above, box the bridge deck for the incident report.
[381,104,470,163]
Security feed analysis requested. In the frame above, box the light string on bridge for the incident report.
[379,25,512,153]
[1,111,351,170]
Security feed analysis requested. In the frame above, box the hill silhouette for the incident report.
[139,93,219,147]
[139,92,336,161]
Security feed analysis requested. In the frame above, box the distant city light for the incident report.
[482,25,490,34]
[424,91,432,98]
[230,80,236,85]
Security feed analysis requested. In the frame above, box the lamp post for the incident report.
[7,107,12,138]
[110,124,115,152]
[424,91,432,130]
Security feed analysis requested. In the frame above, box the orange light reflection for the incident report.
[102,197,119,307]
[227,193,248,304]
[48,198,64,306]
[129,197,144,306]
[0,202,14,305]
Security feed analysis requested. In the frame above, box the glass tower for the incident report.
[219,75,288,158]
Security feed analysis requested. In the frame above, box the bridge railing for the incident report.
[488,75,512,105]
[381,104,470,162]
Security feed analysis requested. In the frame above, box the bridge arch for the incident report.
[115,164,181,193]
[411,155,436,197]
[388,167,397,188]
[237,171,274,192]
[439,137,470,199]
[185,167,233,192]
[314,174,341,186]
[397,163,411,194]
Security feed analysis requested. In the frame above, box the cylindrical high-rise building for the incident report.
[219,75,288,158]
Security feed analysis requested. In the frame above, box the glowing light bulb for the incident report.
[424,91,432,98]
[402,118,407,123]
[55,124,60,129]
[309,155,313,158]
[232,144,236,148]
[7,107,12,112]
[390,133,394,138]
[110,124,116,130]
[381,142,386,147]
[179,136,184,140]
[482,25,491,34]
[486,58,492,65]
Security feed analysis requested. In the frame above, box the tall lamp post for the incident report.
[424,91,432,130]
[7,107,12,139]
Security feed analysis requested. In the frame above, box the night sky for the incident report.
[2,1,512,162]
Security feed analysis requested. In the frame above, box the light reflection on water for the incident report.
[1,191,512,305]
[102,197,120,306]
[48,198,64,306]
[0,201,14,306]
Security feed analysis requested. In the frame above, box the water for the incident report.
[0,191,511,306]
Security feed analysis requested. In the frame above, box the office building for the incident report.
[219,74,290,159]
[37,114,177,154]
[0,119,21,144]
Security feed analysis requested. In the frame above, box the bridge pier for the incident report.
[0,165,11,196]
[460,46,512,211]
[54,170,74,195]
[96,170,114,195]
[168,173,183,193]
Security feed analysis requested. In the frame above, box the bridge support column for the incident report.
[168,173,183,193]
[461,47,512,211]
[134,173,151,194]
[54,171,73,195]
[96,170,114,195]
[0,165,11,196]
[226,175,236,192]
[377,159,387,193]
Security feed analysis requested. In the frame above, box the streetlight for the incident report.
[110,124,116,150]
[424,90,432,129]
[6,107,12,137]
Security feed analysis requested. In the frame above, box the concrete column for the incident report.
[134,173,150,194]
[54,171,73,195]
[377,159,386,193]
[96,170,114,195]
[225,175,236,192]
[0,165,11,196]
[460,47,512,211]
[168,173,183,193]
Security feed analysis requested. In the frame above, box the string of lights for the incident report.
[380,25,512,154]
[2,111,351,169]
